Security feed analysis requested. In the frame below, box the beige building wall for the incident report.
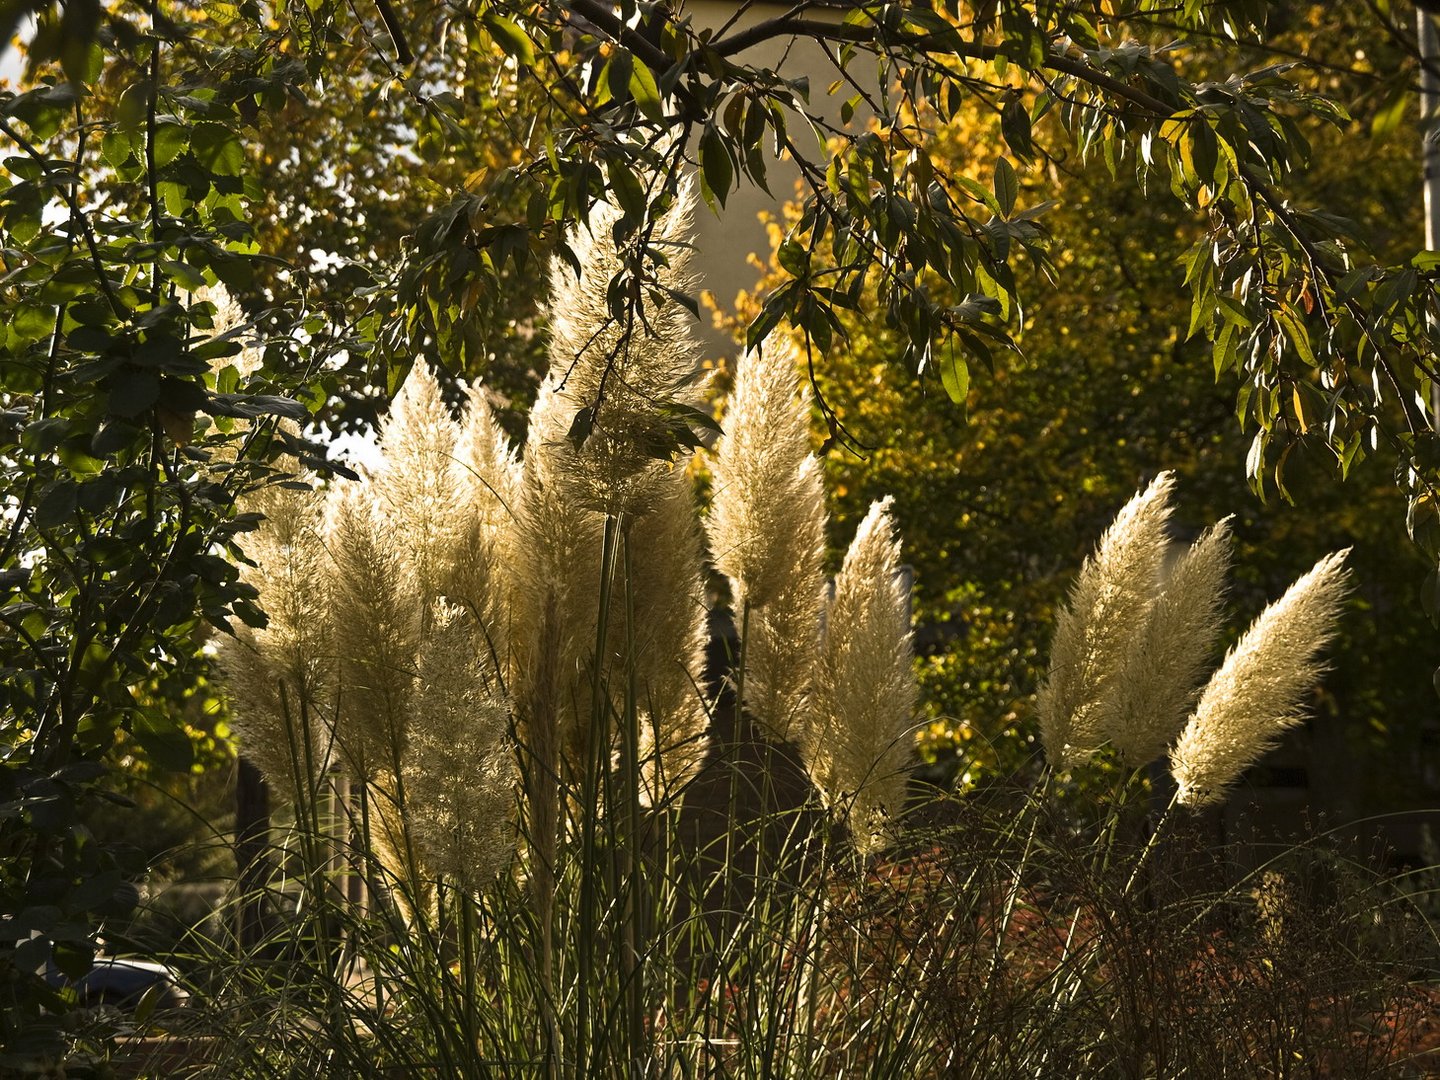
[683,1,862,358]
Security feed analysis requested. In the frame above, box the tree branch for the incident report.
[710,18,1179,119]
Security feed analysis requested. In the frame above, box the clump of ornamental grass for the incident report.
[202,183,946,1075]
[199,185,1405,1080]
[1037,477,1350,812]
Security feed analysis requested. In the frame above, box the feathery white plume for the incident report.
[1107,519,1234,766]
[1037,472,1176,767]
[373,358,462,608]
[449,383,523,681]
[804,498,917,855]
[544,183,706,515]
[706,336,827,741]
[622,464,711,805]
[322,480,420,780]
[192,282,263,379]
[511,379,606,759]
[217,478,332,798]
[403,602,519,891]
[1169,550,1351,807]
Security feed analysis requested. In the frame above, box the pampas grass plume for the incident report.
[804,497,918,854]
[403,602,519,891]
[193,282,263,378]
[374,358,462,605]
[706,337,827,741]
[449,383,523,678]
[511,379,605,756]
[1037,472,1176,767]
[623,465,711,804]
[1169,550,1351,807]
[322,480,420,780]
[1107,518,1233,766]
[544,186,706,515]
[218,478,332,797]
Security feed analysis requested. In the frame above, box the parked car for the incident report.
[45,955,191,1011]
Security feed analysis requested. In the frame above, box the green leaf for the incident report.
[993,157,1018,218]
[190,122,244,177]
[747,284,794,349]
[567,403,594,449]
[1212,321,1237,379]
[218,393,309,420]
[953,173,1002,217]
[699,126,733,211]
[101,128,135,168]
[628,57,663,123]
[1370,90,1408,139]
[34,479,77,530]
[777,238,808,278]
[107,371,160,417]
[153,122,188,168]
[605,159,646,223]
[1000,95,1033,160]
[1274,306,1316,366]
[482,12,536,66]
[939,344,970,406]
[132,706,195,773]
[158,259,206,291]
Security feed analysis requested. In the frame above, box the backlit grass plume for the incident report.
[192,282,263,378]
[623,465,711,804]
[1037,472,1176,767]
[403,602,519,891]
[804,497,918,854]
[1169,550,1351,807]
[1106,519,1233,767]
[217,479,332,797]
[449,383,522,679]
[511,379,605,762]
[706,336,827,741]
[543,187,706,516]
[373,358,462,607]
[321,479,420,781]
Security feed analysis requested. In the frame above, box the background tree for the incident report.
[0,5,331,1058]
[730,3,1435,814]
[61,0,555,435]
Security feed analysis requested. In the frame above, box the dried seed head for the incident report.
[217,478,333,799]
[1037,473,1176,767]
[448,383,523,680]
[804,498,918,855]
[373,358,463,607]
[1107,519,1233,767]
[403,602,519,891]
[322,480,420,779]
[1170,550,1351,807]
[622,465,711,805]
[544,184,706,515]
[706,337,827,741]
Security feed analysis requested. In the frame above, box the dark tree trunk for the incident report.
[234,757,271,952]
